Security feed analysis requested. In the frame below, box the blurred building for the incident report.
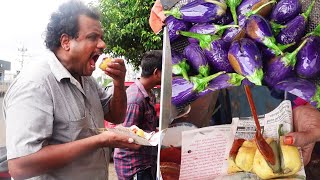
[0,60,11,81]
[0,60,11,96]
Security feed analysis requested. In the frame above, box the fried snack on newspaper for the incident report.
[129,125,146,138]
[228,137,302,179]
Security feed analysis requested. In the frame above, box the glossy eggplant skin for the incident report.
[228,38,263,85]
[260,43,295,64]
[215,8,233,25]
[264,39,307,87]
[188,23,221,44]
[172,50,184,65]
[276,0,315,45]
[246,15,273,41]
[172,76,197,107]
[171,50,190,80]
[198,73,245,97]
[296,36,320,79]
[274,77,320,109]
[189,23,218,35]
[246,15,283,56]
[178,0,227,23]
[204,39,234,72]
[237,0,273,20]
[184,43,210,77]
[260,45,276,64]
[270,0,301,24]
[222,22,246,42]
[263,56,295,87]
[165,15,191,42]
[276,15,306,45]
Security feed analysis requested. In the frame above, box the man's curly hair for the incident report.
[45,0,101,52]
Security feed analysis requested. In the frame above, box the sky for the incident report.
[0,0,104,77]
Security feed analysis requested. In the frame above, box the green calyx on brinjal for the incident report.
[171,71,226,107]
[164,0,227,24]
[188,23,239,44]
[270,0,302,24]
[225,0,243,25]
[171,76,198,107]
[228,38,263,85]
[269,0,302,34]
[165,16,191,42]
[237,0,275,22]
[222,0,275,43]
[198,73,245,97]
[183,43,210,77]
[171,50,190,81]
[246,14,283,56]
[276,0,316,45]
[296,24,320,79]
[264,39,307,87]
[179,31,235,73]
[274,77,320,109]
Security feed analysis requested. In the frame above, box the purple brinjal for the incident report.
[260,42,295,63]
[222,0,275,42]
[264,39,307,87]
[172,72,225,107]
[246,14,283,56]
[198,73,245,97]
[228,38,263,85]
[172,50,190,81]
[165,15,191,42]
[274,77,320,109]
[188,23,238,44]
[179,31,234,73]
[237,0,274,22]
[270,0,302,24]
[184,43,210,77]
[276,0,316,45]
[214,8,233,25]
[296,35,320,79]
[222,22,246,42]
[225,0,243,25]
[172,76,197,107]
[164,0,227,24]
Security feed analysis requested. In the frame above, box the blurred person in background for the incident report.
[113,50,162,180]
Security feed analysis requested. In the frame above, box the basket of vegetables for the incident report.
[164,0,320,110]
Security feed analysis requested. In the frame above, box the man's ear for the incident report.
[60,33,70,51]
[154,68,161,79]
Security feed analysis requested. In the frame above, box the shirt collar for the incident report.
[135,79,149,98]
[47,51,76,82]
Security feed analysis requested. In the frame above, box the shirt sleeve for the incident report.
[123,103,143,127]
[4,80,53,160]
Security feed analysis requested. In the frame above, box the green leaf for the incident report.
[99,0,162,70]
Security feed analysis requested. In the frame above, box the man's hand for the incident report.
[283,104,320,165]
[102,58,126,88]
[99,131,141,150]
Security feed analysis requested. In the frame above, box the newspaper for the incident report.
[96,125,161,146]
[179,100,306,180]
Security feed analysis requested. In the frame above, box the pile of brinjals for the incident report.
[165,0,320,109]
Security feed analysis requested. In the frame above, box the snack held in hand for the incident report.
[99,57,112,70]
[228,137,302,179]
[130,125,145,138]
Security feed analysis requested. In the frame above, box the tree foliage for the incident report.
[99,0,163,70]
